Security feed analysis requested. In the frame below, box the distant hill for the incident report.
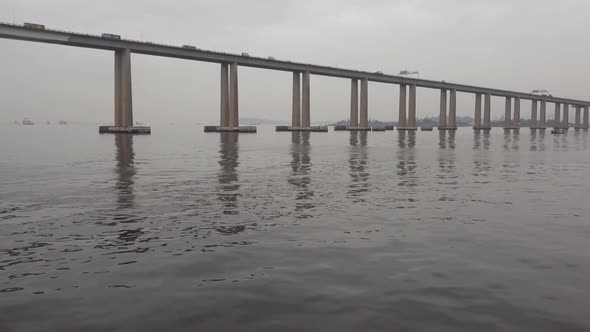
[329,116,474,127]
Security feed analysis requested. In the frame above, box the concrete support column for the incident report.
[483,93,491,128]
[408,84,417,128]
[229,62,239,128]
[292,72,301,128]
[114,48,133,127]
[504,97,512,127]
[474,93,482,128]
[360,78,369,128]
[220,63,229,128]
[513,97,520,127]
[540,100,547,128]
[554,103,561,129]
[350,79,358,127]
[562,103,569,129]
[399,84,407,127]
[531,100,538,128]
[575,107,581,128]
[439,89,447,128]
[448,89,457,129]
[302,71,311,128]
[583,107,589,128]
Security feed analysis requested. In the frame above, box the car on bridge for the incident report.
[101,33,121,40]
[23,22,45,30]
[182,45,197,50]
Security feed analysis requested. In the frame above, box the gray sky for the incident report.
[1,0,589,124]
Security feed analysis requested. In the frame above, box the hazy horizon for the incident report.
[1,0,589,125]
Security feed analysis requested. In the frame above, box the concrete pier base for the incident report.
[438,127,457,131]
[503,126,520,130]
[204,126,257,133]
[276,126,328,132]
[473,126,492,130]
[530,127,547,130]
[99,126,151,134]
[397,127,418,131]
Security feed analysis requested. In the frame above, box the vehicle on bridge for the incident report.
[531,89,553,97]
[23,22,45,30]
[241,52,250,57]
[22,117,34,125]
[101,33,121,40]
[182,45,197,50]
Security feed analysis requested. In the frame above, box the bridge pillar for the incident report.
[554,103,561,129]
[530,100,538,129]
[408,84,417,129]
[439,89,447,129]
[448,89,457,129]
[292,72,301,128]
[350,79,358,127]
[229,62,239,128]
[504,97,512,128]
[473,93,482,129]
[562,103,569,129]
[100,48,151,134]
[398,84,416,130]
[398,84,407,128]
[206,62,255,133]
[220,63,230,128]
[539,100,547,129]
[483,93,491,129]
[583,107,589,129]
[574,106,581,129]
[360,78,369,128]
[302,71,311,128]
[513,97,520,128]
[114,48,133,127]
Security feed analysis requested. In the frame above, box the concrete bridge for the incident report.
[1,22,589,133]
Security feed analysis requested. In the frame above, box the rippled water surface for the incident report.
[1,124,590,331]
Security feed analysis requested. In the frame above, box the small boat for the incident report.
[551,128,565,134]
[58,120,68,125]
[22,118,34,125]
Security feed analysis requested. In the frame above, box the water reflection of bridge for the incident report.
[114,134,135,210]
[217,133,240,216]
[347,131,369,202]
[288,132,314,218]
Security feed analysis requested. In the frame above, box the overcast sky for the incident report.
[1,0,589,124]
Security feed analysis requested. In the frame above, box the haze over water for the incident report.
[1,124,590,331]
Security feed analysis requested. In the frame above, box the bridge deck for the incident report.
[1,22,588,106]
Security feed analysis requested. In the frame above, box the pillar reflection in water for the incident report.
[347,131,369,202]
[114,134,135,210]
[503,128,520,151]
[218,133,240,215]
[396,131,417,189]
[288,132,314,217]
[472,130,491,183]
[437,131,457,201]
[529,130,545,152]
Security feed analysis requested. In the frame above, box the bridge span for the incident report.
[1,22,589,133]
